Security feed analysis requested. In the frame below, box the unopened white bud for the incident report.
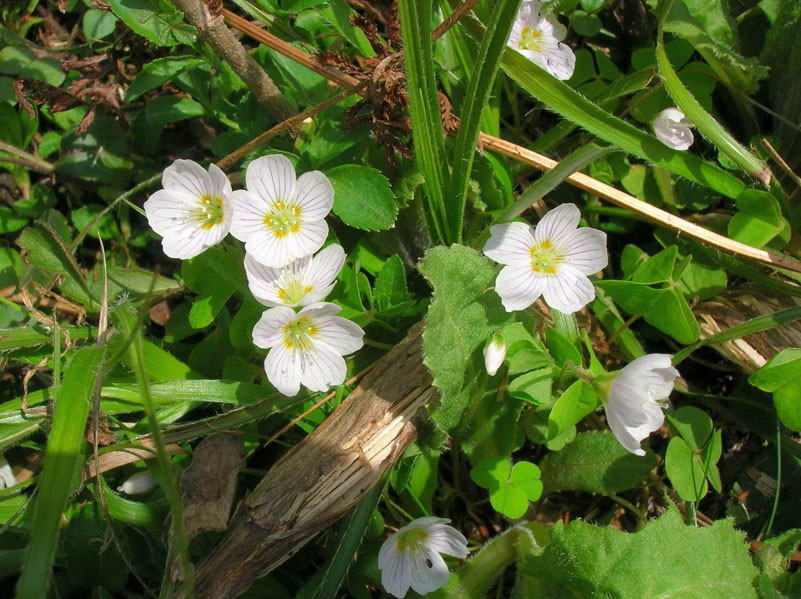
[653,108,694,151]
[118,471,157,495]
[484,334,507,376]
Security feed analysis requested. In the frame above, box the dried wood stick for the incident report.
[175,323,432,598]
[220,6,801,275]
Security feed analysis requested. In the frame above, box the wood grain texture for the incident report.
[176,322,433,598]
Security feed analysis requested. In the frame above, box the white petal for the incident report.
[605,399,649,456]
[541,42,576,80]
[540,265,596,314]
[265,344,302,397]
[302,244,346,304]
[230,190,269,242]
[244,253,285,307]
[299,345,347,392]
[484,222,536,267]
[561,227,608,275]
[424,525,470,559]
[246,155,296,205]
[208,162,233,197]
[541,15,567,42]
[495,265,544,311]
[314,316,365,355]
[118,471,156,495]
[161,229,207,260]
[144,189,192,236]
[162,159,212,198]
[294,170,334,221]
[252,306,296,348]
[379,537,412,599]
[409,548,451,595]
[534,203,580,245]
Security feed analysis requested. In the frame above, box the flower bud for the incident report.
[118,471,157,495]
[483,334,507,376]
[653,108,694,151]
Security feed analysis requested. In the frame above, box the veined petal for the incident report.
[230,190,269,241]
[314,316,365,355]
[299,346,347,392]
[409,549,450,595]
[495,265,544,311]
[425,527,470,559]
[653,108,694,150]
[294,171,334,221]
[208,162,233,197]
[252,306,296,348]
[144,189,194,236]
[162,159,211,198]
[379,542,412,599]
[305,244,346,292]
[541,15,567,41]
[161,231,207,260]
[605,399,649,456]
[484,222,536,266]
[540,265,595,314]
[244,253,285,307]
[534,203,580,245]
[265,345,302,397]
[246,155,296,205]
[561,227,608,275]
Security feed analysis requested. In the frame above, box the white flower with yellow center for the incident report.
[378,517,469,598]
[507,1,575,80]
[252,302,364,397]
[653,108,695,151]
[484,203,608,314]
[231,155,334,268]
[144,159,233,259]
[595,354,680,456]
[244,244,345,308]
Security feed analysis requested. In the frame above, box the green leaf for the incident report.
[728,189,788,249]
[656,0,771,185]
[82,8,118,40]
[107,267,181,295]
[17,222,95,303]
[420,245,513,434]
[107,0,196,47]
[327,165,398,231]
[508,368,552,404]
[373,255,412,311]
[102,379,270,406]
[547,380,598,442]
[521,505,759,598]
[665,436,708,501]
[631,245,678,284]
[470,457,542,519]
[125,55,205,101]
[509,461,543,501]
[643,287,700,344]
[448,0,521,243]
[17,346,108,597]
[398,0,450,242]
[544,327,582,367]
[539,431,657,495]
[666,406,712,451]
[750,349,801,431]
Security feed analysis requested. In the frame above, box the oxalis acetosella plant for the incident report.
[37,0,791,596]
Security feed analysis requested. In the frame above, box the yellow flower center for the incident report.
[530,240,563,275]
[395,528,429,553]
[264,200,302,238]
[283,316,318,351]
[277,280,314,306]
[518,26,544,53]
[194,195,225,230]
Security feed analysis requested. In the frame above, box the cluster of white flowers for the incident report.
[144,156,364,397]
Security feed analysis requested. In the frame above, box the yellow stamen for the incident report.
[530,241,564,275]
[193,195,225,230]
[283,316,319,352]
[264,200,302,238]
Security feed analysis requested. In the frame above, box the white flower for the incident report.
[378,517,469,598]
[0,454,16,489]
[599,354,680,456]
[244,244,345,308]
[483,203,608,314]
[508,1,575,80]
[653,108,694,150]
[252,302,364,397]
[484,334,506,376]
[144,159,233,260]
[117,471,157,495]
[230,155,334,268]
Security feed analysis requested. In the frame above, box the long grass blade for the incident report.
[17,345,107,599]
[398,0,450,244]
[656,0,771,185]
[448,0,521,243]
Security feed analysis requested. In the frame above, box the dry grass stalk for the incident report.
[175,322,433,598]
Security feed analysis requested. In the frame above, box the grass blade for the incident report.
[398,0,450,244]
[17,345,107,598]
[448,0,521,243]
[486,29,746,199]
[656,0,771,185]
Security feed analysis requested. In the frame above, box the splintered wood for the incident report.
[176,322,433,598]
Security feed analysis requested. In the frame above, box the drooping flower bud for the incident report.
[118,471,157,495]
[483,334,507,376]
